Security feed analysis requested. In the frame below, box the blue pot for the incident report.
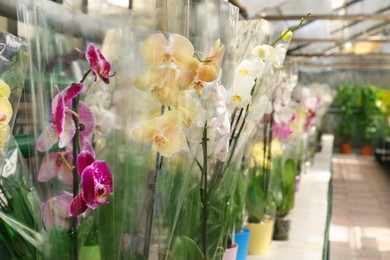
[234,228,250,260]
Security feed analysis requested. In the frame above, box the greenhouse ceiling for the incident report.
[239,0,390,70]
[0,0,389,69]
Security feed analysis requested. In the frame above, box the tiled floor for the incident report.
[330,155,390,260]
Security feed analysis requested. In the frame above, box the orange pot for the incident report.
[340,143,352,154]
[361,145,372,156]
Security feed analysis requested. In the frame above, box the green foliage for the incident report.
[232,168,246,233]
[331,84,361,142]
[95,136,150,259]
[272,158,296,218]
[331,84,388,143]
[0,139,43,259]
[170,236,203,260]
[359,86,382,142]
[246,156,280,223]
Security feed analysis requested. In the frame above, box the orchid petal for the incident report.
[0,126,10,148]
[86,43,100,70]
[38,152,60,182]
[171,34,194,67]
[154,125,187,157]
[81,161,112,209]
[51,93,65,135]
[151,68,179,106]
[81,139,95,157]
[41,192,73,230]
[36,125,58,152]
[184,57,200,71]
[58,115,76,148]
[0,79,11,98]
[0,97,12,125]
[63,83,84,103]
[133,119,158,142]
[76,150,95,176]
[85,44,114,84]
[133,69,158,91]
[69,194,88,217]
[174,93,198,127]
[79,102,95,138]
[141,33,166,66]
[55,192,73,217]
[58,152,73,185]
[176,70,196,90]
[133,110,186,157]
[197,64,217,82]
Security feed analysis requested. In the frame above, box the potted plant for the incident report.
[244,138,283,255]
[331,85,360,154]
[271,146,297,241]
[230,166,249,260]
[359,85,381,155]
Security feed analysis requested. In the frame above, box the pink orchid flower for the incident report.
[38,151,73,184]
[36,84,95,152]
[41,192,73,230]
[79,43,115,84]
[70,151,113,216]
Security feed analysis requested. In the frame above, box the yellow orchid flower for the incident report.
[173,92,200,128]
[0,97,12,129]
[141,33,195,67]
[176,39,225,95]
[0,81,12,148]
[0,125,10,148]
[251,139,283,168]
[0,79,11,98]
[133,67,179,106]
[132,110,188,157]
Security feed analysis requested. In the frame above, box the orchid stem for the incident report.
[70,94,80,260]
[143,106,165,258]
[201,122,208,260]
[271,13,311,47]
[80,69,92,83]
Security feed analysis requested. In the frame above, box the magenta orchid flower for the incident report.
[41,192,73,230]
[36,84,95,152]
[38,151,73,184]
[79,43,115,84]
[70,150,113,216]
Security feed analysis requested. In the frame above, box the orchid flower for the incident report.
[36,84,95,151]
[78,43,115,84]
[141,33,195,67]
[229,58,265,108]
[251,139,283,168]
[132,110,188,157]
[273,121,293,140]
[41,192,73,230]
[70,151,113,216]
[0,97,12,130]
[0,80,12,148]
[173,92,205,128]
[176,39,225,95]
[247,95,273,123]
[209,84,230,161]
[252,44,287,72]
[0,79,11,98]
[38,151,73,184]
[134,67,179,106]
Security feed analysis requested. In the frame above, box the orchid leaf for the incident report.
[171,236,203,260]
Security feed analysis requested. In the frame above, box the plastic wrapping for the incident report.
[0,31,27,163]
[17,1,142,259]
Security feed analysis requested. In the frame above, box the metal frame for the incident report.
[0,0,107,42]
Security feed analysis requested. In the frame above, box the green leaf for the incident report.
[170,236,203,260]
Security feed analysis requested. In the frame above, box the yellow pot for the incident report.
[245,220,274,255]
